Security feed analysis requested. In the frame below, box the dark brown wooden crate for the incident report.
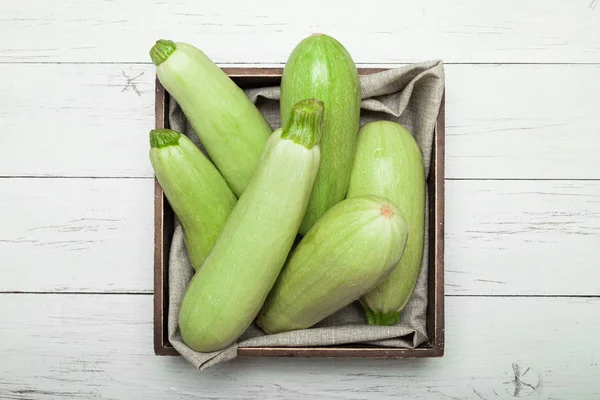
[153,68,445,358]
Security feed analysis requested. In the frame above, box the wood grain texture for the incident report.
[1,178,598,295]
[1,64,599,179]
[0,294,598,399]
[0,0,599,63]
[0,64,155,178]
[446,64,600,179]
[0,178,153,293]
[445,180,600,295]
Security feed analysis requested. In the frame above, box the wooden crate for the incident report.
[153,68,445,358]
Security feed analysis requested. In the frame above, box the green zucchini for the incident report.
[280,33,361,235]
[257,195,408,334]
[149,129,236,270]
[347,121,426,326]
[150,39,273,196]
[178,99,323,352]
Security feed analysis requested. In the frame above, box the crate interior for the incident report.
[154,69,444,357]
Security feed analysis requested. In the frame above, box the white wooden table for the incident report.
[1,1,599,398]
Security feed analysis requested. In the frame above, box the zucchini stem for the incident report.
[364,308,401,326]
[150,39,177,66]
[150,129,180,148]
[281,98,323,149]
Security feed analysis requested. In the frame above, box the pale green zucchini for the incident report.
[257,195,409,334]
[178,99,323,352]
[150,39,273,196]
[149,129,236,270]
[280,33,361,235]
[347,121,426,325]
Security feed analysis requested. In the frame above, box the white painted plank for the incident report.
[446,64,600,179]
[0,294,598,399]
[0,0,599,63]
[0,178,154,293]
[445,180,600,295]
[0,64,155,178]
[1,178,598,295]
[1,64,599,179]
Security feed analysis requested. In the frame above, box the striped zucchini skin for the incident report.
[347,121,426,326]
[178,100,322,353]
[149,129,236,271]
[151,40,273,196]
[280,34,361,235]
[257,196,408,334]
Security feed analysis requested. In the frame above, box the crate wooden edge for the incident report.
[153,68,445,358]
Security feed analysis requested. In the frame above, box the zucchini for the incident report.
[280,33,361,235]
[149,129,236,270]
[347,121,426,325]
[257,195,409,334]
[150,39,273,196]
[178,99,323,352]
